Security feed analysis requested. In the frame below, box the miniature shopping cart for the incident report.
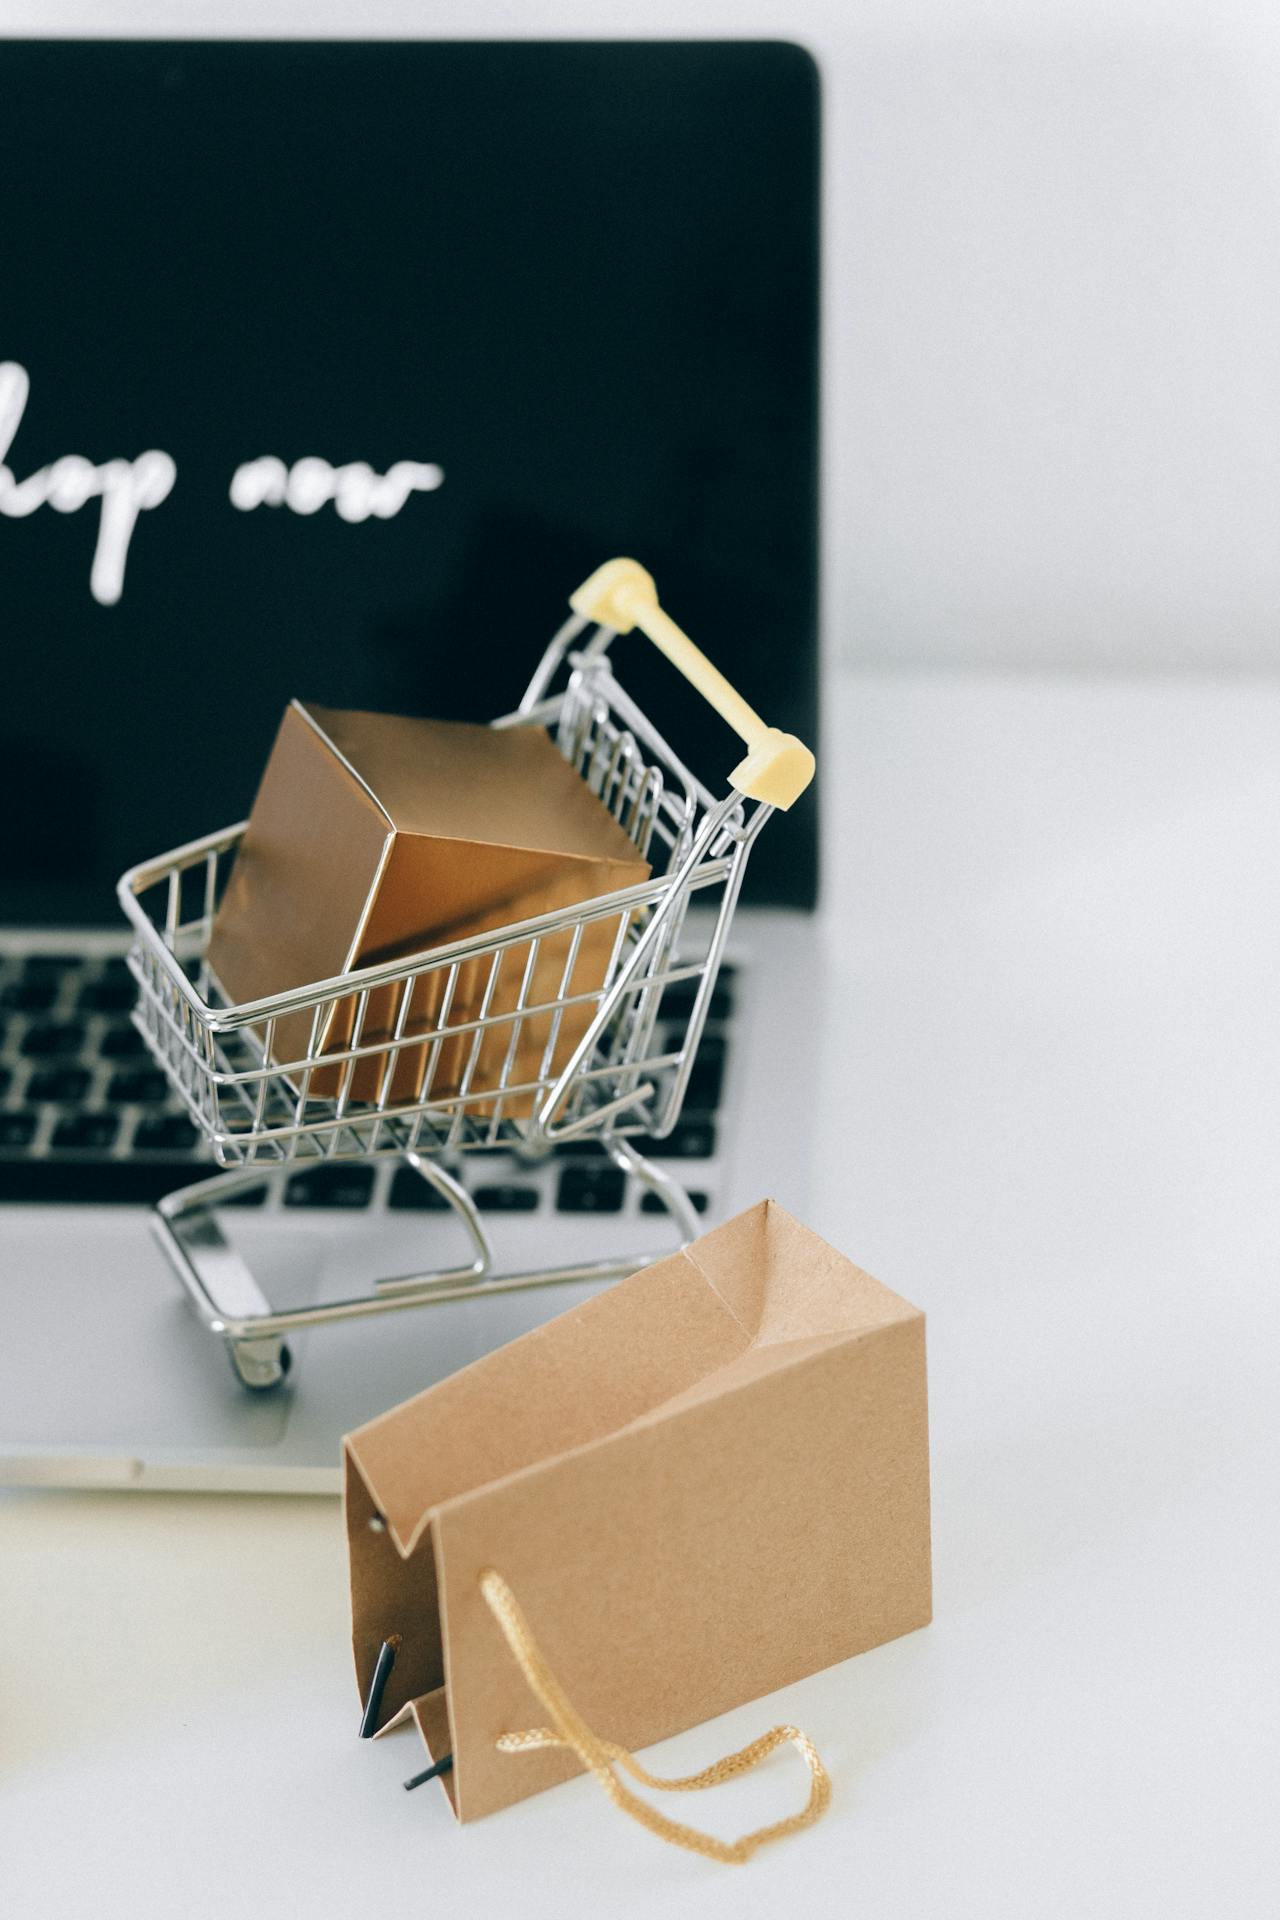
[117,559,815,1389]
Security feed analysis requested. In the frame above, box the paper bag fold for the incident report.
[345,1199,931,1823]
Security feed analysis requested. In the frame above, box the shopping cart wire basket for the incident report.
[118,558,816,1387]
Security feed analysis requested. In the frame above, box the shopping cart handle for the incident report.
[569,558,816,810]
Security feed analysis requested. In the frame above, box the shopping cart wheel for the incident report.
[227,1335,292,1392]
[151,1170,298,1389]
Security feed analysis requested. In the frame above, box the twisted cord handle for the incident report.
[480,1567,832,1865]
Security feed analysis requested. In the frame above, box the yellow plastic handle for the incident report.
[569,559,816,810]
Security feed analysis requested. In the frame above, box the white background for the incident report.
[4,674,1278,1916]
[3,15,1277,1918]
[7,0,1280,669]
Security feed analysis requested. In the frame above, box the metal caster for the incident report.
[227,1335,292,1392]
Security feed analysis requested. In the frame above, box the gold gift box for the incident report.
[207,702,651,1115]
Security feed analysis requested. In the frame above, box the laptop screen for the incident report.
[0,40,819,926]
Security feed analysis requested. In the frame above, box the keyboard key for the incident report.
[132,1115,198,1153]
[27,1066,92,1104]
[684,1037,727,1110]
[0,1158,195,1203]
[658,970,735,1022]
[556,1164,625,1213]
[284,1163,375,1209]
[106,1068,170,1105]
[22,953,84,977]
[21,1022,84,1058]
[2,980,58,1013]
[51,1112,120,1152]
[99,1023,147,1058]
[0,1112,37,1149]
[78,978,136,1013]
[473,1184,538,1212]
[632,1119,717,1160]
[641,1188,709,1214]
[388,1165,453,1209]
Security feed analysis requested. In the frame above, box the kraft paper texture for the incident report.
[345,1199,932,1824]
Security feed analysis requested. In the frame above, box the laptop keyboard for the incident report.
[0,948,734,1212]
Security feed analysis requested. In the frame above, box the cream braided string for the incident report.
[478,1568,832,1865]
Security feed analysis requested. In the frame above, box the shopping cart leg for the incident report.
[151,1166,294,1390]
[148,1145,702,1390]
[150,1154,496,1390]
[604,1137,703,1243]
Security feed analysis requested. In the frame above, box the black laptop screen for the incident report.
[0,40,819,924]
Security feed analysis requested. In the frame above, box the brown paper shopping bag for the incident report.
[344,1200,931,1856]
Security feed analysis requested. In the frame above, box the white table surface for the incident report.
[4,672,1277,1919]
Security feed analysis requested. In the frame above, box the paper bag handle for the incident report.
[568,559,816,811]
[479,1569,832,1864]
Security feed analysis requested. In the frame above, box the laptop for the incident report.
[0,39,821,1490]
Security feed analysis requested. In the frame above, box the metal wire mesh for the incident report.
[119,645,765,1170]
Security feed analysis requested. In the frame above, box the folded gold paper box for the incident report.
[207,701,650,1108]
[345,1200,931,1826]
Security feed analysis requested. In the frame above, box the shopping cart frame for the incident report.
[117,559,815,1388]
